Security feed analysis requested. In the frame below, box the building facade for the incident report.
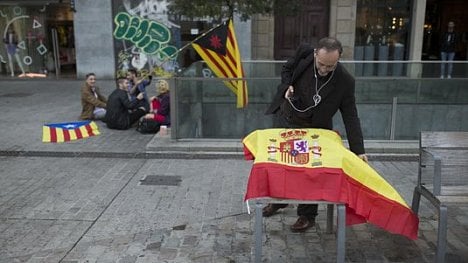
[0,0,466,79]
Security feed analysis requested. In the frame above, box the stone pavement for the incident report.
[0,79,467,263]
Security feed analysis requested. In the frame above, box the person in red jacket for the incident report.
[142,79,170,126]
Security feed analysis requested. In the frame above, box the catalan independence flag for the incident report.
[243,128,419,240]
[192,18,248,108]
[42,121,100,143]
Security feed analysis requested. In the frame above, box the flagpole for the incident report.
[156,19,228,68]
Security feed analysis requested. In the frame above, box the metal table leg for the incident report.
[254,201,263,263]
[326,204,334,233]
[336,204,346,263]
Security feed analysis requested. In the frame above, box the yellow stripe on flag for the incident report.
[56,128,65,143]
[42,126,51,143]
[69,129,77,141]
[90,121,100,135]
[79,125,89,138]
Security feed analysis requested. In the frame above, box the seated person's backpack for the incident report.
[136,118,160,134]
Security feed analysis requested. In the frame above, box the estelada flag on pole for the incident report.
[42,120,100,143]
[242,128,419,240]
[192,18,248,108]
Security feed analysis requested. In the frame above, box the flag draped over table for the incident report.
[243,128,419,240]
[192,18,248,108]
[42,121,100,143]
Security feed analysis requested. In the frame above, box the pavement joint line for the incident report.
[57,159,147,263]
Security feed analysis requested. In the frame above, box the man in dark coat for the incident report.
[105,77,147,130]
[263,37,368,232]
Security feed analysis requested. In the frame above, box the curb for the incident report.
[0,150,418,161]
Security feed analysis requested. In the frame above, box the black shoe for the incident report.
[290,216,315,232]
[262,204,282,217]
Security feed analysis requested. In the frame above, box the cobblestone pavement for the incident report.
[0,80,467,262]
[1,157,468,263]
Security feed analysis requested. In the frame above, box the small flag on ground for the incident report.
[42,120,100,143]
[192,18,248,108]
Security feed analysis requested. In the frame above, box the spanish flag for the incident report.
[192,18,248,108]
[42,121,100,143]
[243,128,419,240]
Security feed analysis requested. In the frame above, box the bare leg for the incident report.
[7,53,14,76]
[14,53,25,75]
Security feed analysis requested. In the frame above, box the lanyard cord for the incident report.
[286,67,335,113]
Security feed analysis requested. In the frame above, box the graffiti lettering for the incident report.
[113,12,175,56]
[114,1,180,77]
[123,0,179,29]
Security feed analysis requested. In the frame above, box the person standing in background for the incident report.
[440,21,457,79]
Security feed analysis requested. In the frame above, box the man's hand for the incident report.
[284,85,294,99]
[136,93,144,100]
[358,154,368,163]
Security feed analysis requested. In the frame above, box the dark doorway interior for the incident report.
[423,0,467,61]
[274,0,329,60]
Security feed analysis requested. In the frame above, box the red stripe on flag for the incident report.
[85,123,94,136]
[75,127,83,139]
[226,29,237,65]
[198,46,238,89]
[63,129,70,142]
[50,127,57,143]
[200,46,237,79]
[244,163,419,240]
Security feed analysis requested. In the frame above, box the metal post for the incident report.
[326,204,334,233]
[51,28,61,77]
[170,78,177,139]
[436,205,447,263]
[390,96,397,140]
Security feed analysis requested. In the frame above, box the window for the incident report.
[354,0,411,76]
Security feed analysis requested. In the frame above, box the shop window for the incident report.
[354,0,411,76]
[0,3,74,78]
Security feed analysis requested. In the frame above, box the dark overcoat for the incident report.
[266,44,365,154]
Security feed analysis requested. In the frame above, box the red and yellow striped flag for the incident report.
[42,121,100,143]
[243,128,419,240]
[192,19,248,108]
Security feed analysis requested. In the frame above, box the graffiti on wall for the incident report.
[114,12,177,58]
[112,0,179,78]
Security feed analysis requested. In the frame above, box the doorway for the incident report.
[423,0,467,61]
[274,0,329,59]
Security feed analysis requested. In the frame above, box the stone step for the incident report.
[146,136,419,154]
[145,136,419,160]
